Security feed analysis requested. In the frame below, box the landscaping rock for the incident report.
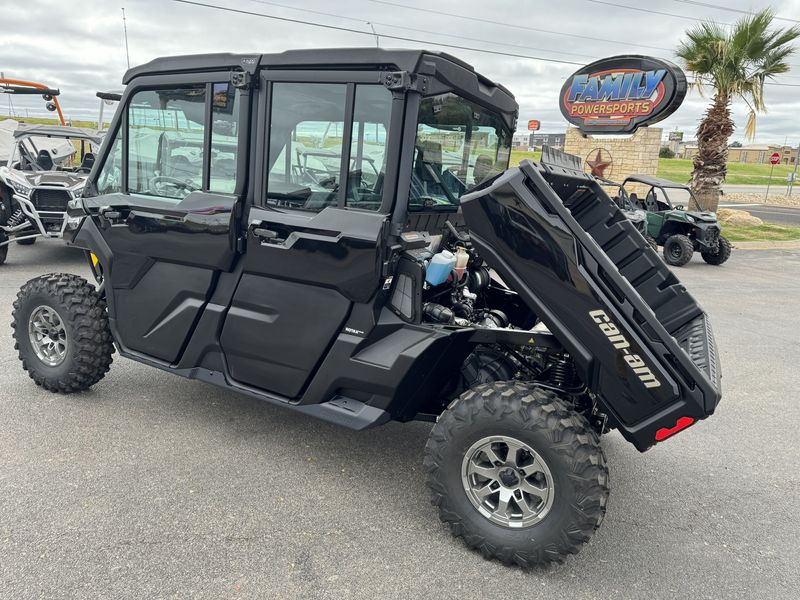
[717,208,764,226]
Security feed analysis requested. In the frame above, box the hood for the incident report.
[18,170,87,189]
[685,210,717,223]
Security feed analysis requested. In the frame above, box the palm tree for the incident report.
[677,10,799,211]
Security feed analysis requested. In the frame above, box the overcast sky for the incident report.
[2,0,800,144]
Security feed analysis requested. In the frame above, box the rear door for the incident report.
[86,74,247,363]
[219,73,400,399]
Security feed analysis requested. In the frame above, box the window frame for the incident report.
[91,71,247,203]
[257,69,404,215]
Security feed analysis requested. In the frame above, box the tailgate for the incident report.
[461,151,721,451]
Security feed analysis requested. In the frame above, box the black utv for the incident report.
[11,49,721,567]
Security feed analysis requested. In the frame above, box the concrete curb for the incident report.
[732,240,800,250]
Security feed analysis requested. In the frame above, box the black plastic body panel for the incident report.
[461,159,721,451]
[220,276,351,398]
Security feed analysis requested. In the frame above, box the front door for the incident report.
[86,79,245,364]
[219,77,398,399]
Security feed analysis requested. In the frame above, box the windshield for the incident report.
[409,93,512,212]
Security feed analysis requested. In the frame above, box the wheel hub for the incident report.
[28,305,68,367]
[498,467,520,487]
[461,435,555,529]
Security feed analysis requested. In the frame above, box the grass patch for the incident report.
[658,158,796,185]
[510,149,541,165]
[722,222,800,242]
[0,115,99,129]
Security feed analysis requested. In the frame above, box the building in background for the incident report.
[680,143,798,164]
[530,132,566,150]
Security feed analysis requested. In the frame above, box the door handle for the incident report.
[98,206,127,223]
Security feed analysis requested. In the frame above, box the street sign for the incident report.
[527,119,540,131]
[668,131,683,142]
[770,152,780,165]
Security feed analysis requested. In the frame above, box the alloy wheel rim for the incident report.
[28,305,68,367]
[461,435,555,528]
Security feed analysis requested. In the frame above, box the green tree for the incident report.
[659,146,675,159]
[677,10,799,210]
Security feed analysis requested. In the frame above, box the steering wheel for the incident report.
[148,175,198,196]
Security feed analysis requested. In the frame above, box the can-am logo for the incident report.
[560,55,687,134]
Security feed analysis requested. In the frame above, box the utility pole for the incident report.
[122,8,131,69]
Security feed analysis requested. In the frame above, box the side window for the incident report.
[210,83,239,193]
[128,86,206,201]
[96,129,122,195]
[266,83,347,212]
[346,85,392,211]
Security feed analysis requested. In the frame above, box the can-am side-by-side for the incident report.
[10,49,721,567]
[0,124,103,264]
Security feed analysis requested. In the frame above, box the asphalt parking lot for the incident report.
[1,240,798,599]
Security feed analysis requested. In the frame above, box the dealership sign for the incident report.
[560,55,687,134]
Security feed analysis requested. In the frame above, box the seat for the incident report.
[644,190,659,212]
[36,149,54,171]
[78,152,96,173]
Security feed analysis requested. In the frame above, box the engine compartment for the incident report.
[389,221,596,423]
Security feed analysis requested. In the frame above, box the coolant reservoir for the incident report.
[454,247,469,279]
[425,250,456,286]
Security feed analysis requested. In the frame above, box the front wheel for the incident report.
[11,273,114,393]
[701,235,732,265]
[663,234,694,266]
[424,382,609,567]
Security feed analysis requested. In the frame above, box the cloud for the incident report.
[1,0,798,144]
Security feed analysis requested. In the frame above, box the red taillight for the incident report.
[655,416,695,441]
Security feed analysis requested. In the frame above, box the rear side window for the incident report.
[265,82,393,212]
[266,83,347,212]
[346,85,392,211]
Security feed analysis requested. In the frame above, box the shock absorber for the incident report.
[548,353,580,389]
[6,208,26,228]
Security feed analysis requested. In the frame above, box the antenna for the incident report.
[122,8,131,69]
[367,22,380,47]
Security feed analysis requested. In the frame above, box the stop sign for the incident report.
[770,152,780,165]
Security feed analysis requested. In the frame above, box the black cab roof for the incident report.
[122,48,518,127]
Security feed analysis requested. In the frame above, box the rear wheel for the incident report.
[701,235,731,265]
[424,382,609,567]
[12,273,114,393]
[663,234,694,266]
[16,237,35,246]
[645,235,658,251]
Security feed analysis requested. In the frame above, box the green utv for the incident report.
[10,49,721,567]
[621,175,732,267]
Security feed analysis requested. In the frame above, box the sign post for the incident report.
[765,152,780,202]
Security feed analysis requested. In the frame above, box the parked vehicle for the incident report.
[603,178,657,250]
[621,174,731,266]
[0,125,103,264]
[10,50,721,567]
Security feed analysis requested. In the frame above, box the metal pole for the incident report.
[122,8,131,69]
[765,162,775,203]
[789,142,800,197]
[367,22,380,47]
